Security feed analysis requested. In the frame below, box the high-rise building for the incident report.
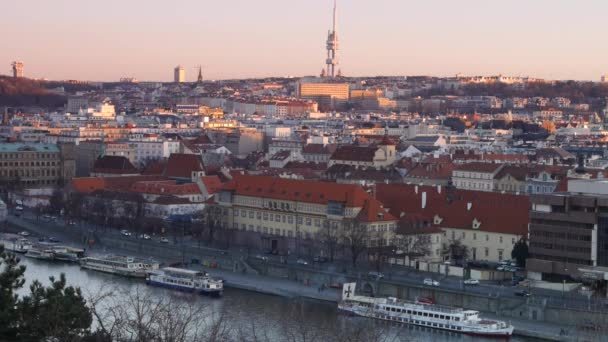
[324,0,339,78]
[11,61,24,78]
[174,65,185,83]
[296,78,349,111]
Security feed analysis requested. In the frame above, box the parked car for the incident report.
[159,237,169,244]
[296,258,309,266]
[423,278,440,286]
[42,214,52,221]
[48,237,60,243]
[67,220,76,226]
[314,256,328,263]
[368,271,384,279]
[120,230,132,237]
[254,254,268,262]
[515,290,530,297]
[496,266,505,271]
[464,278,480,285]
[19,231,30,237]
[139,234,151,240]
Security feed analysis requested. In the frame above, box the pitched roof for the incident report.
[356,198,396,222]
[331,145,378,162]
[71,175,168,194]
[92,156,138,174]
[164,154,205,179]
[201,175,223,195]
[302,143,337,154]
[376,183,529,236]
[130,181,201,196]
[221,175,373,207]
[454,162,503,173]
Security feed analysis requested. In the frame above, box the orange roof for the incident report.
[70,175,168,194]
[130,181,201,196]
[201,175,223,195]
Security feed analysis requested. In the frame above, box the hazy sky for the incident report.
[2,0,607,82]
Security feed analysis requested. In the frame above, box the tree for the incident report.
[394,233,432,265]
[316,221,340,262]
[0,245,93,342]
[341,219,369,268]
[511,238,529,267]
[442,238,469,264]
[48,189,66,216]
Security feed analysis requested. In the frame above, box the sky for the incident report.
[1,0,607,82]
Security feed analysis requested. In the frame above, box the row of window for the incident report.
[0,153,57,159]
[1,161,57,167]
[530,230,591,241]
[449,231,515,244]
[380,305,461,322]
[233,208,340,228]
[1,169,58,177]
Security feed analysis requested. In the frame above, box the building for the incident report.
[296,80,349,111]
[66,96,89,113]
[0,143,75,188]
[376,183,529,263]
[212,175,397,255]
[527,179,608,281]
[75,141,135,177]
[174,65,185,83]
[329,137,396,169]
[452,163,504,192]
[11,61,24,78]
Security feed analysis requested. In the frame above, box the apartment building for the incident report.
[452,163,504,192]
[329,136,396,169]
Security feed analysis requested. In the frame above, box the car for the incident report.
[313,256,328,263]
[120,230,132,237]
[296,258,309,266]
[19,231,30,237]
[48,237,60,243]
[496,266,505,271]
[159,237,169,244]
[254,254,268,262]
[368,271,384,279]
[15,205,24,211]
[139,234,151,240]
[509,262,518,267]
[67,220,76,226]
[423,278,440,286]
[42,214,52,221]
[499,260,510,266]
[515,290,530,297]
[464,278,480,285]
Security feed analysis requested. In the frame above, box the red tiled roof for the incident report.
[201,175,223,195]
[302,143,337,155]
[221,175,372,207]
[454,162,503,173]
[331,145,377,162]
[71,175,168,194]
[376,183,529,236]
[356,198,396,222]
[164,154,205,179]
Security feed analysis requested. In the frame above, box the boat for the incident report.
[52,246,85,262]
[80,255,159,278]
[146,267,224,297]
[1,237,33,253]
[24,246,55,261]
[338,283,513,338]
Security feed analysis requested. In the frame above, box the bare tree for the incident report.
[341,218,369,268]
[394,234,432,265]
[442,238,469,264]
[316,221,340,262]
[87,285,230,342]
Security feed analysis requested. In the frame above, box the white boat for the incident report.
[52,246,85,262]
[24,247,55,261]
[80,255,159,278]
[338,283,514,338]
[1,237,33,253]
[146,267,224,297]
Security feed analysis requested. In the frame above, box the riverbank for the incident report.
[4,218,602,341]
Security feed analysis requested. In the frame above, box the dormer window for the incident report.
[472,218,481,229]
[433,215,443,225]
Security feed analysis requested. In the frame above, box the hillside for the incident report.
[0,76,66,108]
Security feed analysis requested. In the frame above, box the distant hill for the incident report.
[0,76,66,108]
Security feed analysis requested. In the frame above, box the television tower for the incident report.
[324,0,339,78]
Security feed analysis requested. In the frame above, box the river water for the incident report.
[18,258,528,342]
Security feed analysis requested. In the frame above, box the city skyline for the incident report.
[2,0,608,82]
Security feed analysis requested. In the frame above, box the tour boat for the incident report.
[1,237,33,253]
[80,255,159,278]
[52,246,85,262]
[338,283,514,338]
[24,246,55,261]
[146,267,224,297]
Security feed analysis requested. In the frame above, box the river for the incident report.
[17,257,529,342]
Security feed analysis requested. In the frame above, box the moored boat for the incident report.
[146,267,224,297]
[80,255,159,278]
[1,237,33,253]
[338,283,513,338]
[24,246,55,261]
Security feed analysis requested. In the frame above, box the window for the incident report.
[484,248,489,257]
[234,209,239,216]
[257,212,261,220]
[288,215,293,224]
[473,233,477,240]
[314,218,320,227]
[499,236,503,243]
[241,210,246,218]
[263,213,268,221]
[269,214,274,222]
[306,218,312,226]
[486,234,489,241]
[498,249,504,261]
[249,211,254,219]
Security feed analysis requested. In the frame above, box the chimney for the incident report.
[415,185,418,194]
[422,192,427,209]
[467,202,472,211]
[400,212,405,218]
[437,185,442,194]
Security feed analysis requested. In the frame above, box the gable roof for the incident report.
[331,145,378,162]
[92,155,138,175]
[164,154,205,179]
[375,183,529,236]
